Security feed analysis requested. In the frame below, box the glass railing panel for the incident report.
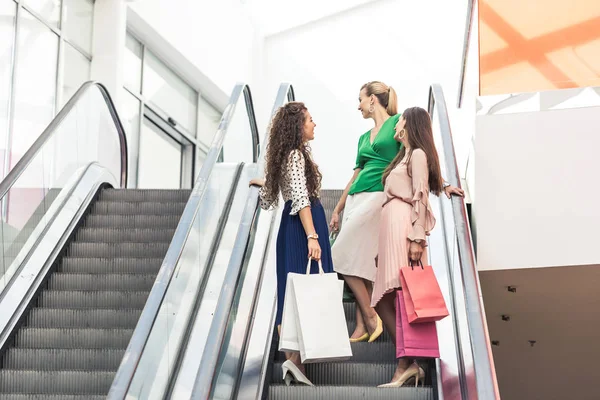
[0,83,125,293]
[118,86,259,399]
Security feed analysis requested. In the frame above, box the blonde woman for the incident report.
[330,82,463,342]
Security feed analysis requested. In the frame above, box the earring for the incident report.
[368,104,374,113]
[398,129,406,139]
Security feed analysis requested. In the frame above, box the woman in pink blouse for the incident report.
[372,107,444,387]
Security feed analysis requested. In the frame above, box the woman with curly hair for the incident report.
[250,101,331,386]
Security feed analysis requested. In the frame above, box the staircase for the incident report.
[0,188,190,399]
[265,189,435,400]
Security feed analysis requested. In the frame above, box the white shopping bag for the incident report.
[279,258,351,363]
[278,272,301,352]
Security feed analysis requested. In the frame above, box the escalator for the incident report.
[184,83,500,400]
[0,81,260,398]
[0,188,189,398]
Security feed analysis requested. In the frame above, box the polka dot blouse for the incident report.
[259,149,316,215]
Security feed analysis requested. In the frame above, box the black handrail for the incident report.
[428,84,500,399]
[190,83,295,399]
[0,81,128,199]
[107,83,260,399]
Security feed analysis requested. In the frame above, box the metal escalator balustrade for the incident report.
[108,83,261,399]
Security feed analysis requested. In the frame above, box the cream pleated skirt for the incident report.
[332,192,385,282]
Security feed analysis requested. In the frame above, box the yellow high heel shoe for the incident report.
[349,333,370,343]
[368,315,383,343]
[378,363,425,388]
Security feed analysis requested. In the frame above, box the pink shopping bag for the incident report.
[399,261,449,324]
[396,290,440,359]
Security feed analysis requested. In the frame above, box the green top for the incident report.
[349,114,403,195]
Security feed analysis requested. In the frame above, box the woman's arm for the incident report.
[288,150,322,260]
[329,168,361,231]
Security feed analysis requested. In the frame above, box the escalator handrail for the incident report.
[428,84,500,399]
[0,81,128,198]
[107,83,260,399]
[190,83,295,399]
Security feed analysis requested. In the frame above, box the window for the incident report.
[2,0,93,174]
[123,32,222,188]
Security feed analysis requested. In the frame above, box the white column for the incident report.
[90,0,127,109]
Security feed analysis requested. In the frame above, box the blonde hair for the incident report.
[361,81,398,116]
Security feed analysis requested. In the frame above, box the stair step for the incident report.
[48,273,156,291]
[75,228,176,243]
[0,395,105,400]
[60,258,163,274]
[84,215,181,229]
[268,386,433,400]
[272,362,398,386]
[92,202,186,215]
[27,309,141,329]
[67,242,170,258]
[14,328,134,349]
[38,290,150,309]
[3,349,124,371]
[274,341,395,363]
[99,189,191,202]
[0,370,114,395]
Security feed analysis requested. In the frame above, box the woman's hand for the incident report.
[329,210,340,232]
[249,178,265,187]
[409,241,424,262]
[444,184,465,199]
[308,238,322,260]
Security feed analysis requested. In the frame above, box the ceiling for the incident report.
[480,265,600,400]
[241,0,382,36]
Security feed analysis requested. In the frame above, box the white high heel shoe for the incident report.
[281,360,314,386]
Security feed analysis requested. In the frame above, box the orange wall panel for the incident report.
[479,0,600,95]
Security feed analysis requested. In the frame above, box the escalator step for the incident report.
[3,348,125,370]
[99,189,191,202]
[0,395,105,400]
[84,214,181,229]
[15,328,134,349]
[60,258,163,274]
[274,341,396,363]
[92,201,186,215]
[14,328,134,349]
[48,273,157,291]
[38,290,150,309]
[76,228,176,243]
[67,242,170,258]
[0,370,114,395]
[27,309,142,329]
[267,386,433,400]
[271,362,398,386]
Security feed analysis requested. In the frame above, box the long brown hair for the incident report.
[382,107,443,195]
[262,102,322,207]
[361,81,398,116]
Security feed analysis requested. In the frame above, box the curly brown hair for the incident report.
[262,102,322,207]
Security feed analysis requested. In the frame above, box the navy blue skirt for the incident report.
[275,199,334,326]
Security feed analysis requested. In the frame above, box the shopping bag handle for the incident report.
[409,259,424,270]
[306,257,325,275]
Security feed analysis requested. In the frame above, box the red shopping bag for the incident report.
[399,261,449,324]
[396,290,440,358]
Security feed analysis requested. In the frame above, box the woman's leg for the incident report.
[374,291,396,343]
[344,275,378,336]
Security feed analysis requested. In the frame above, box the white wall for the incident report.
[262,0,471,189]
[475,106,600,271]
